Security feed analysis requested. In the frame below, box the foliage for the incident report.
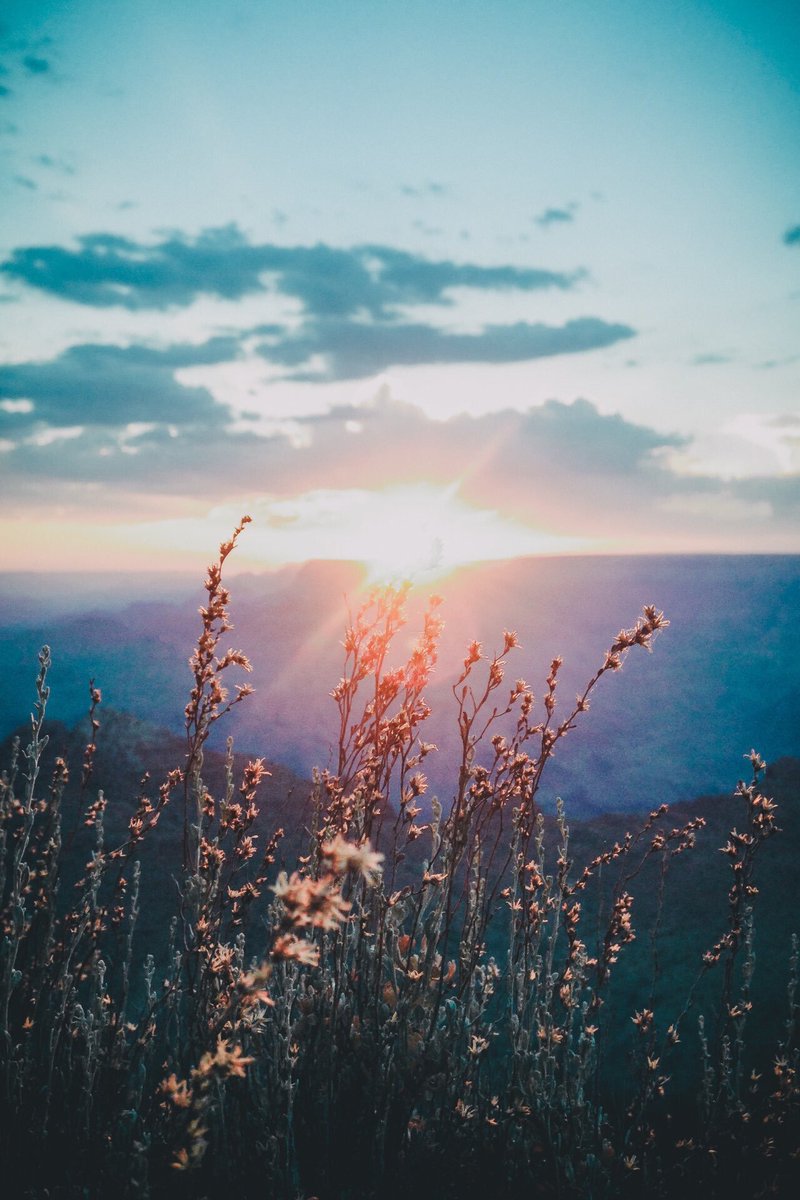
[1,521,798,1199]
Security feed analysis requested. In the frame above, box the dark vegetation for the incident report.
[1,520,798,1198]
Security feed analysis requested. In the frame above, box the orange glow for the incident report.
[1,485,592,575]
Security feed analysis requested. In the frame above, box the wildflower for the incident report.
[321,834,384,885]
[234,835,258,863]
[238,962,275,1006]
[159,1073,192,1109]
[272,870,351,930]
[422,870,446,885]
[172,1148,191,1171]
[464,640,482,669]
[272,934,320,967]
[196,1037,254,1080]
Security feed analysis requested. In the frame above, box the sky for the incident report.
[1,0,799,577]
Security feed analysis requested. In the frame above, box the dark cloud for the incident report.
[783,225,800,246]
[0,83,10,98]
[257,315,636,381]
[359,244,584,305]
[22,54,49,74]
[0,337,237,432]
[13,175,36,190]
[2,226,585,316]
[534,205,577,228]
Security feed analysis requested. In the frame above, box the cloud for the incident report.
[0,378,680,500]
[2,225,585,315]
[22,54,49,74]
[691,353,731,366]
[0,337,237,432]
[783,225,800,246]
[534,205,578,228]
[399,182,448,198]
[0,370,796,551]
[35,153,74,175]
[2,226,635,381]
[257,315,636,381]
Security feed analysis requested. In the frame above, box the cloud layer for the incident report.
[0,354,792,551]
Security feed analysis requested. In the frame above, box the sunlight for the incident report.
[250,482,584,583]
[348,482,560,584]
[112,485,586,579]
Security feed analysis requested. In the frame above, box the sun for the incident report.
[112,483,585,578]
[347,482,573,585]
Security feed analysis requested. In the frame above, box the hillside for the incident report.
[3,555,800,821]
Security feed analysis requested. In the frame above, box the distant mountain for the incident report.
[3,555,799,818]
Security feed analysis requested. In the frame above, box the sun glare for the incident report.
[340,483,576,584]
[106,484,586,578]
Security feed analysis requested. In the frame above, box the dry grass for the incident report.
[1,520,798,1199]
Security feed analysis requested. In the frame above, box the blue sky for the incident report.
[1,0,799,572]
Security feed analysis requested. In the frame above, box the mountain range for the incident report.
[2,554,799,818]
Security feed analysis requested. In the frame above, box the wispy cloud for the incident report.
[257,315,635,381]
[35,153,74,175]
[2,226,585,314]
[534,204,578,228]
[691,352,731,366]
[399,181,449,198]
